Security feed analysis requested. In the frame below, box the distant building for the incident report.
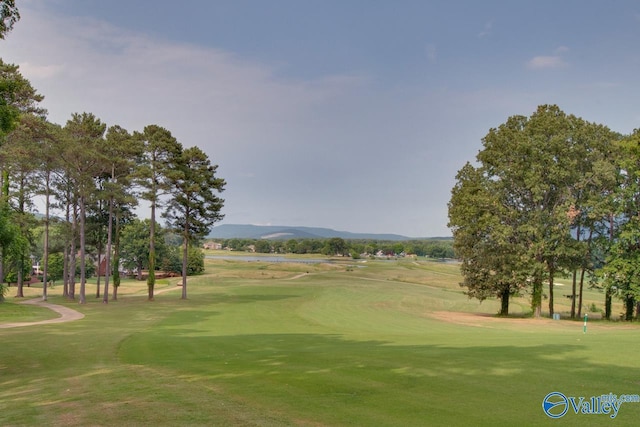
[203,242,223,250]
[32,261,43,276]
[97,255,126,276]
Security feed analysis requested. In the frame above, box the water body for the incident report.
[206,255,334,264]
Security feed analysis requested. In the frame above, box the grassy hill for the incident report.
[0,258,635,426]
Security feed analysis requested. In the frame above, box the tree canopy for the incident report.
[164,146,225,299]
[449,105,628,318]
[0,0,19,40]
[0,57,225,302]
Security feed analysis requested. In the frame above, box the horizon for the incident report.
[209,223,452,239]
[5,1,640,236]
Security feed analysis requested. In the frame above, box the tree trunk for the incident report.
[15,176,25,299]
[605,287,612,320]
[499,286,509,316]
[531,270,543,318]
[147,199,155,301]
[0,171,7,288]
[625,296,635,321]
[15,260,24,297]
[577,267,586,318]
[112,209,120,302]
[69,244,76,299]
[62,193,70,298]
[103,193,114,304]
[181,223,188,300]
[62,244,69,298]
[0,171,6,286]
[68,203,78,300]
[0,247,3,290]
[548,268,555,318]
[78,196,86,304]
[95,242,102,298]
[42,180,50,301]
[570,270,577,319]
[570,224,581,319]
[147,268,155,300]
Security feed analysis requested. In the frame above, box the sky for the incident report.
[3,0,640,237]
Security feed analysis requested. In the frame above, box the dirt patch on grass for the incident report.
[428,311,549,328]
[429,311,639,330]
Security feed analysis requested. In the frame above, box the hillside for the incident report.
[207,224,421,241]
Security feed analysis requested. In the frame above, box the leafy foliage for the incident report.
[161,245,205,276]
[449,105,621,317]
[134,125,183,298]
[0,0,19,39]
[600,129,640,319]
[164,146,224,298]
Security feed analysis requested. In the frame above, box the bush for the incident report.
[589,303,602,313]
[187,246,205,275]
[161,246,205,276]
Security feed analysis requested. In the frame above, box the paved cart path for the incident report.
[0,298,85,329]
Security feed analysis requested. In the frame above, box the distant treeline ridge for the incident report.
[207,238,455,258]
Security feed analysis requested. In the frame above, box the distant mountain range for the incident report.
[207,224,446,241]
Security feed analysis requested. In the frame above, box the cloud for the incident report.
[526,55,567,69]
[526,46,569,69]
[478,21,493,38]
[15,62,65,79]
[425,43,437,63]
[7,5,442,234]
[9,3,614,237]
[2,6,370,147]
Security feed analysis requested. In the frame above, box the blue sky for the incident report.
[3,1,640,237]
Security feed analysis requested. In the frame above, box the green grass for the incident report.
[1,258,639,426]
[0,299,57,323]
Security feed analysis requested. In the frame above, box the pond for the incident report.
[206,255,334,264]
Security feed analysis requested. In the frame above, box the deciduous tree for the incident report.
[449,105,617,317]
[602,129,640,320]
[448,163,529,315]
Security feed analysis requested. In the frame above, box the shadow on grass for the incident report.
[121,331,591,379]
[119,331,640,425]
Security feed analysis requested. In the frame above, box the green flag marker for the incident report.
[583,313,588,334]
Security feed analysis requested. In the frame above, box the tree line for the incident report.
[448,104,640,320]
[0,6,225,302]
[216,237,454,259]
[27,219,206,294]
